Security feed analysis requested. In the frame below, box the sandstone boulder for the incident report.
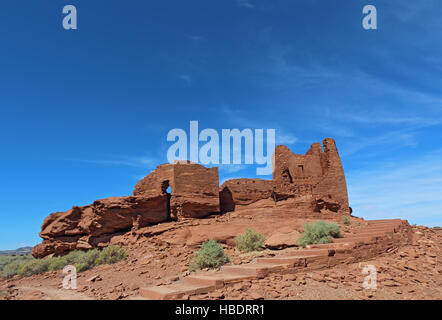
[264,227,301,249]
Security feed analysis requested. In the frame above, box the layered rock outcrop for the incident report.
[32,195,169,258]
[33,138,350,258]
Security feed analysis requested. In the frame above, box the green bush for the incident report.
[1,260,24,279]
[342,216,351,225]
[75,262,89,273]
[63,250,84,265]
[78,249,100,267]
[48,256,67,271]
[0,255,33,274]
[297,221,342,247]
[47,249,101,272]
[189,239,229,272]
[0,246,127,279]
[18,259,50,277]
[235,228,265,253]
[96,245,127,265]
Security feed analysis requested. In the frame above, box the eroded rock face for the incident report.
[32,195,169,258]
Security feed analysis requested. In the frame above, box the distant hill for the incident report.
[0,246,33,256]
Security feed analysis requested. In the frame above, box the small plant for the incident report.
[73,248,101,272]
[297,221,342,248]
[18,259,50,277]
[1,260,25,278]
[189,239,229,272]
[48,256,68,271]
[96,245,127,265]
[342,216,351,225]
[235,228,265,253]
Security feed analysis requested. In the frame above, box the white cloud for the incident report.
[335,113,441,128]
[75,155,159,169]
[340,130,419,157]
[237,0,255,9]
[220,176,242,184]
[186,34,205,41]
[347,149,442,226]
[385,0,438,23]
[178,74,193,84]
[218,164,248,174]
[276,131,298,145]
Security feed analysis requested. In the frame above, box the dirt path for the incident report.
[12,285,94,300]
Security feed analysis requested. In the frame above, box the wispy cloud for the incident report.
[219,105,298,146]
[318,106,442,157]
[347,149,442,226]
[315,120,355,138]
[385,0,439,23]
[220,176,243,184]
[276,131,298,145]
[237,0,255,9]
[335,114,440,127]
[340,130,419,157]
[178,74,193,84]
[73,155,159,169]
[218,164,248,174]
[186,34,205,42]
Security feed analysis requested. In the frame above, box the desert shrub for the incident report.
[0,260,24,278]
[75,262,89,273]
[0,255,33,274]
[189,239,229,272]
[18,259,50,277]
[342,216,351,225]
[95,245,127,265]
[65,250,89,265]
[77,249,100,267]
[235,228,265,253]
[297,221,342,247]
[53,249,101,272]
[48,256,68,271]
[0,246,127,279]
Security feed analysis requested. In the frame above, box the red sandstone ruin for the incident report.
[32,138,351,259]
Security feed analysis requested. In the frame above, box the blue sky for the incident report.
[0,0,441,250]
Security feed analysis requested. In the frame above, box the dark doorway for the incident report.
[161,180,172,220]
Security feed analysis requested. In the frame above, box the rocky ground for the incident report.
[1,211,441,300]
[192,226,442,300]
